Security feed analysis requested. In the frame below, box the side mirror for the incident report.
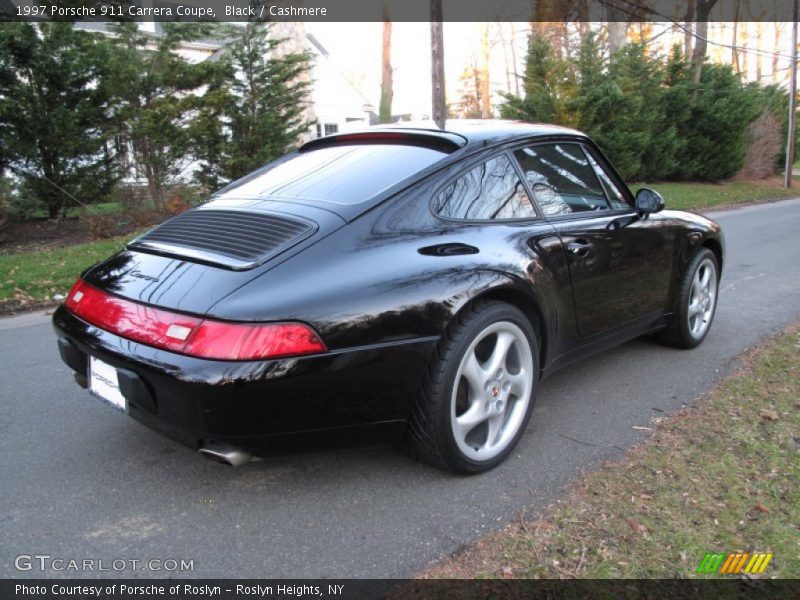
[635,188,665,214]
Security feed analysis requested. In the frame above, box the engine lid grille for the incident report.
[128,209,316,270]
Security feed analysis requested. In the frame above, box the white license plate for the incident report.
[89,356,127,412]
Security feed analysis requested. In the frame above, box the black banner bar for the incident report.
[1,0,799,23]
[3,579,800,600]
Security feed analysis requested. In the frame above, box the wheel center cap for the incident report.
[490,386,500,397]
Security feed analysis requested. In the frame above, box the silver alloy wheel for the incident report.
[450,321,534,462]
[687,257,718,340]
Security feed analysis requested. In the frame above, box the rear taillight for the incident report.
[64,279,326,361]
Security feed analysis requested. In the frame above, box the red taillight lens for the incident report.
[64,279,327,361]
[65,279,202,354]
[184,321,326,360]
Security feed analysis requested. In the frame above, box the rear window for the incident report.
[215,143,449,205]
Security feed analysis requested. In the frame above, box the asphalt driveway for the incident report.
[1,198,799,579]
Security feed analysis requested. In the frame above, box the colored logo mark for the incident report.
[697,552,773,574]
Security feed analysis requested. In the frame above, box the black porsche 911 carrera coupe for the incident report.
[53,121,723,473]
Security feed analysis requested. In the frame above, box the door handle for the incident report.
[567,240,592,257]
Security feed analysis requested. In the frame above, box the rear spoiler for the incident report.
[300,129,467,154]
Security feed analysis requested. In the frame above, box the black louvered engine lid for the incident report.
[128,209,317,270]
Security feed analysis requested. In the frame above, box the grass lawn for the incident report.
[423,324,800,579]
[0,233,134,306]
[632,179,796,211]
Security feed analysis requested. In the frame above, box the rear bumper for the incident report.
[52,305,436,453]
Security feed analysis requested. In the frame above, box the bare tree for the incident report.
[605,1,628,54]
[691,0,719,84]
[739,22,749,78]
[479,23,492,118]
[431,0,446,129]
[497,23,514,95]
[379,5,393,124]
[738,112,782,179]
[773,22,785,82]
[731,0,740,74]
[684,0,695,58]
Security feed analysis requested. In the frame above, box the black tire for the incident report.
[406,300,539,474]
[657,247,720,349]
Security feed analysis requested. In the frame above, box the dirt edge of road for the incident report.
[417,323,800,579]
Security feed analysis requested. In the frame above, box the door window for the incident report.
[512,143,610,216]
[583,146,629,209]
[434,153,536,220]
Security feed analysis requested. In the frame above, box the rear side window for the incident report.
[513,143,610,216]
[216,143,449,205]
[434,154,536,220]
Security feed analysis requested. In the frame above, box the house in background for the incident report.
[74,21,376,142]
[303,30,377,137]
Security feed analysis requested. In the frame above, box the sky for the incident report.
[304,21,797,118]
[304,22,522,117]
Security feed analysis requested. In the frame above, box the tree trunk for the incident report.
[739,22,749,79]
[430,1,446,129]
[755,22,763,81]
[146,167,165,213]
[684,0,695,58]
[605,1,628,54]
[509,23,519,97]
[773,23,784,81]
[379,12,393,124]
[690,0,718,84]
[731,0,740,73]
[497,24,513,94]
[479,23,491,118]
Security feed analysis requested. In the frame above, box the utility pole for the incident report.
[785,0,798,188]
[430,0,446,129]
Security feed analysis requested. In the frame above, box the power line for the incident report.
[595,0,796,60]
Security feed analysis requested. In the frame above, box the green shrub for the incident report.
[500,37,772,182]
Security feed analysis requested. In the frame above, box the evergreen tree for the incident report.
[500,33,767,182]
[612,44,667,181]
[645,46,691,180]
[499,35,576,126]
[570,41,663,180]
[210,22,313,183]
[682,64,760,180]
[0,23,119,218]
[571,33,614,156]
[107,23,227,211]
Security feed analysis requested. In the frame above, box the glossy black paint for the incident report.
[53,121,724,455]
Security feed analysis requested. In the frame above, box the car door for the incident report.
[430,151,578,360]
[511,141,673,338]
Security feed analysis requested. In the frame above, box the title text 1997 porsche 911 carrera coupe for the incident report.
[53,121,723,473]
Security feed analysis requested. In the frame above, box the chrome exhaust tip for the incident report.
[199,442,251,467]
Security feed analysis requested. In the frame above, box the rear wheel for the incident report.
[658,248,719,349]
[407,300,538,474]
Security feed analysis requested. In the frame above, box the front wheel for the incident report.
[407,301,538,474]
[658,248,720,349]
